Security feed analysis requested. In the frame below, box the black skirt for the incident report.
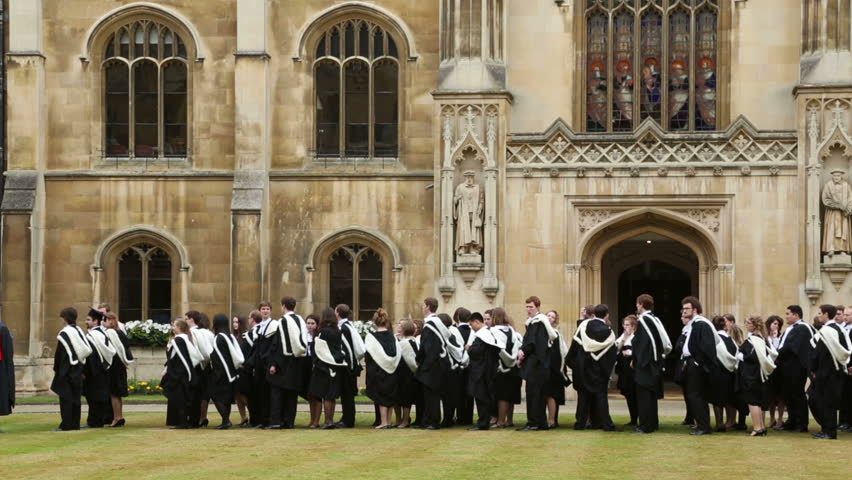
[366,359,399,407]
[108,361,129,398]
[494,371,522,404]
[310,363,342,401]
[708,368,735,406]
[544,375,566,405]
[738,381,768,409]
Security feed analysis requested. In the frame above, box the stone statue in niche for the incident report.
[822,169,852,255]
[454,170,484,259]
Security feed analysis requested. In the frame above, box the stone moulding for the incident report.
[305,225,403,273]
[505,116,797,175]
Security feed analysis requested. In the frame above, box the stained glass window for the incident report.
[102,20,190,158]
[583,0,719,132]
[314,20,400,158]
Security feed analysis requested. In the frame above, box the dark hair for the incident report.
[469,312,484,323]
[335,304,351,320]
[484,309,493,316]
[593,304,609,319]
[319,307,338,330]
[198,312,210,330]
[258,301,272,309]
[424,297,439,313]
[60,307,77,325]
[454,307,471,324]
[583,305,595,319]
[305,314,320,337]
[232,315,248,336]
[372,308,392,329]
[185,310,202,325]
[97,303,111,313]
[249,310,263,325]
[213,313,230,335]
[412,318,424,336]
[525,296,541,308]
[712,315,726,331]
[491,307,508,326]
[281,296,297,311]
[787,305,803,319]
[723,313,736,324]
[438,313,453,327]
[87,308,104,324]
[399,320,416,337]
[819,304,837,320]
[765,315,783,333]
[681,296,703,314]
[636,294,654,311]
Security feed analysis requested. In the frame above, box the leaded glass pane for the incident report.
[316,62,341,156]
[695,8,717,130]
[373,61,398,157]
[357,250,383,322]
[345,61,370,156]
[586,12,608,132]
[329,249,354,311]
[640,10,662,123]
[612,11,634,131]
[668,10,690,131]
[148,249,172,324]
[134,61,158,157]
[119,249,143,323]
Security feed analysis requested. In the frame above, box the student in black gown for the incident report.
[454,308,474,426]
[51,307,92,431]
[104,312,133,428]
[491,308,522,428]
[304,314,322,429]
[231,314,251,427]
[764,315,786,429]
[710,315,738,432]
[0,317,15,430]
[311,307,348,429]
[161,319,203,429]
[210,313,244,429]
[416,297,450,430]
[680,296,718,435]
[738,314,775,436]
[633,294,671,434]
[241,310,265,427]
[466,313,502,431]
[616,315,638,427]
[673,316,693,427]
[841,306,852,433]
[336,304,365,429]
[518,296,554,431]
[267,296,308,429]
[365,308,401,429]
[410,317,426,427]
[776,305,815,433]
[396,319,419,428]
[809,304,850,440]
[568,304,617,432]
[245,302,275,428]
[83,308,115,428]
[441,312,468,428]
[545,310,570,429]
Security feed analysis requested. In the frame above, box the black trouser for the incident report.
[422,385,443,428]
[840,376,852,426]
[684,360,711,432]
[457,369,474,425]
[636,384,658,431]
[681,381,694,423]
[525,377,548,429]
[59,387,82,431]
[576,387,614,430]
[269,386,299,427]
[167,392,189,428]
[214,400,232,424]
[86,398,109,427]
[808,373,844,437]
[339,369,358,427]
[474,396,492,429]
[441,370,460,426]
[247,384,260,425]
[188,385,202,428]
[782,364,809,430]
[412,383,424,425]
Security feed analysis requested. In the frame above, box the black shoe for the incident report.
[264,425,284,430]
[625,421,637,427]
[600,426,616,432]
[333,421,353,429]
[320,423,336,430]
[633,428,650,434]
[254,424,266,429]
[516,425,544,431]
[468,426,489,431]
[170,425,190,430]
[750,429,767,437]
[573,424,586,431]
[199,419,209,428]
[110,418,126,428]
[217,422,233,430]
[734,423,747,431]
[421,425,440,430]
[239,421,253,429]
[690,429,712,436]
[714,426,727,433]
[812,432,836,440]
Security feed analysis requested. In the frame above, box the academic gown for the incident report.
[616,343,636,398]
[567,321,617,393]
[301,338,315,400]
[809,322,849,432]
[162,337,201,427]
[737,339,768,409]
[467,336,500,402]
[545,334,570,405]
[673,332,688,385]
[397,338,419,407]
[494,327,522,404]
[0,321,14,416]
[365,330,400,407]
[632,317,665,397]
[521,322,552,385]
[107,329,134,397]
[235,335,253,396]
[708,334,737,406]
[415,325,450,391]
[267,320,306,393]
[83,337,112,405]
[310,327,346,401]
[210,335,238,405]
[50,331,85,402]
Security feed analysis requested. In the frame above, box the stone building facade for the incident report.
[2,0,851,391]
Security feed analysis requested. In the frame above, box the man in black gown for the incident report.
[518,295,553,431]
[633,294,671,433]
[336,304,365,428]
[680,296,717,436]
[83,309,115,428]
[568,304,617,432]
[466,313,501,431]
[267,296,308,429]
[809,304,850,439]
[777,304,815,433]
[51,307,91,431]
[416,297,449,430]
[455,309,474,426]
[0,317,14,431]
[840,306,852,433]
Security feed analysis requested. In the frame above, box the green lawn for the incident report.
[0,413,847,480]
[15,394,373,405]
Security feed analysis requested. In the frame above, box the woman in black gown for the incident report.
[491,307,522,428]
[365,309,401,429]
[615,315,638,426]
[231,315,251,426]
[161,319,203,429]
[710,315,738,432]
[310,308,347,429]
[104,312,133,427]
[544,310,570,428]
[210,313,243,429]
[304,314,322,428]
[764,315,786,429]
[396,319,419,428]
[739,314,773,436]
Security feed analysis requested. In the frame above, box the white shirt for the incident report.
[682,318,695,358]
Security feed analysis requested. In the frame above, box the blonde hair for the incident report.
[399,319,416,337]
[745,314,766,337]
[373,308,392,329]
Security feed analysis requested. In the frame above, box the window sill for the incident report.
[94,157,192,170]
[308,157,403,169]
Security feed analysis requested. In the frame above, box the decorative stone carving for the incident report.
[506,116,797,176]
[578,209,615,233]
[821,170,852,255]
[685,208,721,233]
[454,171,484,257]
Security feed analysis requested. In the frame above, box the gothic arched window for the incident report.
[103,20,190,158]
[314,20,400,158]
[118,244,173,323]
[328,244,383,321]
[583,0,718,132]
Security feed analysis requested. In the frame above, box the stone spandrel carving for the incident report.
[821,170,852,255]
[685,208,721,233]
[454,171,484,256]
[578,209,615,233]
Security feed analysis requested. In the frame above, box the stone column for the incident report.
[439,0,506,91]
[230,0,270,313]
[2,0,46,358]
[800,0,851,83]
